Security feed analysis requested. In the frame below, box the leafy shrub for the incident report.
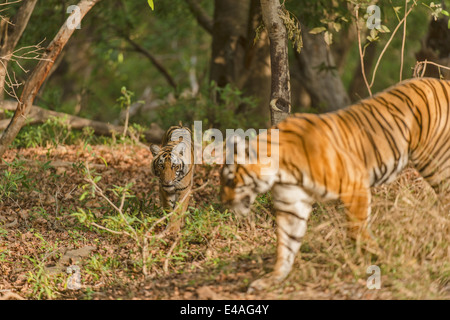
[156,82,263,132]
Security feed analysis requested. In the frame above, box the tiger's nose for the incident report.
[162,183,175,191]
[242,195,250,207]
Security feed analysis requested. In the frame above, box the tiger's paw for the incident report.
[164,218,184,235]
[247,278,271,294]
[360,237,382,256]
[355,232,382,255]
[247,273,284,294]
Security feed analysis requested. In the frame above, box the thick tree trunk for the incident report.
[0,0,102,158]
[260,0,291,126]
[292,25,350,113]
[236,0,271,123]
[209,0,271,126]
[210,0,250,89]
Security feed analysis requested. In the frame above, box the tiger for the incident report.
[150,124,194,233]
[220,77,450,292]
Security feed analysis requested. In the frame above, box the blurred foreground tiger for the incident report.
[150,125,194,233]
[221,77,450,292]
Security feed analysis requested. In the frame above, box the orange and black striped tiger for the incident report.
[221,77,450,291]
[150,125,194,233]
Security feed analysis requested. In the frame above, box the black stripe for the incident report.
[277,209,307,221]
[279,226,304,243]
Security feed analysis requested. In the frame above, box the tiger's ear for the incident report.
[150,144,161,157]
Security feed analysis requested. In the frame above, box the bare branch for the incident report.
[0,0,103,158]
[123,35,177,90]
[184,0,213,34]
[0,1,23,7]
[369,3,415,88]
[0,0,38,100]
[399,0,408,81]
[5,0,38,53]
[355,7,372,97]
[413,60,450,78]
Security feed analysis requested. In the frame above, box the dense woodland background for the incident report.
[0,0,449,300]
[1,0,449,134]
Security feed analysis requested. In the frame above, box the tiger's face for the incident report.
[151,143,188,192]
[220,164,259,216]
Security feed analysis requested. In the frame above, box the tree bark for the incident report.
[292,25,350,113]
[0,0,102,158]
[0,0,38,101]
[0,101,165,143]
[210,0,250,89]
[208,0,271,126]
[235,0,271,123]
[260,0,290,126]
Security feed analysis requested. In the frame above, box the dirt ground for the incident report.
[0,143,448,300]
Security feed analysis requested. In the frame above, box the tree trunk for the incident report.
[0,0,102,158]
[209,0,271,126]
[210,0,250,89]
[236,0,271,123]
[292,25,350,113]
[260,0,291,126]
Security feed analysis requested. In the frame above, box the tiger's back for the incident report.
[276,77,450,197]
[220,77,450,292]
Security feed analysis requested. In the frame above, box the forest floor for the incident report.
[0,142,449,300]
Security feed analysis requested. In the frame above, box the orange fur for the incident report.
[221,77,450,291]
[151,125,194,233]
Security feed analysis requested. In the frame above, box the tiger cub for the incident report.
[150,125,194,233]
[221,77,450,291]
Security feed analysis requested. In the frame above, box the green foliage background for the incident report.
[3,0,449,132]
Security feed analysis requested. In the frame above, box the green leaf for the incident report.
[323,31,333,45]
[309,27,326,34]
[147,0,154,10]
[378,25,390,33]
[370,28,378,39]
[441,9,449,16]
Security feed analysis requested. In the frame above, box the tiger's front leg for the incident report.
[248,185,313,293]
[162,187,191,234]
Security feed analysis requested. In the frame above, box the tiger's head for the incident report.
[220,163,258,216]
[150,141,191,192]
[220,134,277,216]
